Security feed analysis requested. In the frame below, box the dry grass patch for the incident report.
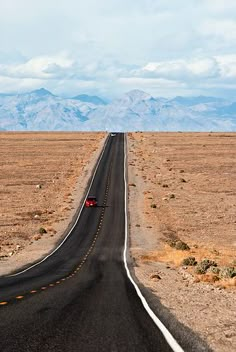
[139,243,235,287]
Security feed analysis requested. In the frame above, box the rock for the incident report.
[150,273,162,280]
[34,235,41,241]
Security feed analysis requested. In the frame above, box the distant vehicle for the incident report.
[85,196,97,207]
[111,133,116,136]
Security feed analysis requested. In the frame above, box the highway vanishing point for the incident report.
[0,133,189,352]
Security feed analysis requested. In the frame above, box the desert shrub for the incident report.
[39,227,47,234]
[195,265,206,275]
[168,240,176,248]
[151,204,157,208]
[129,183,136,187]
[182,256,197,266]
[209,266,220,275]
[175,240,190,250]
[168,239,190,251]
[219,267,236,279]
[169,194,175,199]
[195,259,217,274]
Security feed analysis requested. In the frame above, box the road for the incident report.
[0,133,182,352]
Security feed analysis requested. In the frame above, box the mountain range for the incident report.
[0,88,235,131]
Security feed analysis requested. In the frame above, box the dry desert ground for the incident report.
[0,131,235,352]
[0,132,106,275]
[128,132,236,352]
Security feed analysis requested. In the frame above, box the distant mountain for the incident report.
[87,90,235,131]
[217,102,236,115]
[0,88,235,131]
[73,94,107,105]
[0,89,95,131]
[170,96,226,107]
[30,88,54,97]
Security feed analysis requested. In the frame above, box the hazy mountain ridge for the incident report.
[73,94,107,106]
[0,88,235,131]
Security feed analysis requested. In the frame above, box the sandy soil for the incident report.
[128,132,236,352]
[0,132,106,276]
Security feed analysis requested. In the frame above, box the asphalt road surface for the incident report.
[0,133,181,352]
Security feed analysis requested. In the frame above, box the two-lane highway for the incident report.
[0,133,183,352]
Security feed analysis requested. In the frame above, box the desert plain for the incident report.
[0,132,106,275]
[0,131,235,352]
[128,132,236,352]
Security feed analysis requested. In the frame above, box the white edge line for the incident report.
[7,134,110,277]
[123,133,185,352]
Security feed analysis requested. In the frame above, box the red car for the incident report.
[85,196,97,207]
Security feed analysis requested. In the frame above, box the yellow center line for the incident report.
[7,187,107,300]
[16,296,24,300]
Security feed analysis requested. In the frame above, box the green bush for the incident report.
[182,257,197,266]
[219,267,236,279]
[175,240,190,251]
[209,266,220,275]
[195,259,217,274]
[168,239,190,251]
[39,227,47,234]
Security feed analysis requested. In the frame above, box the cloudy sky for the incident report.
[1,0,236,99]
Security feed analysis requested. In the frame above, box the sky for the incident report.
[1,0,236,99]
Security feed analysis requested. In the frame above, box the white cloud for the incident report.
[1,53,236,98]
[203,0,236,16]
[0,54,74,79]
[0,76,45,93]
[215,55,236,79]
[0,1,236,97]
[200,19,236,45]
[138,57,220,80]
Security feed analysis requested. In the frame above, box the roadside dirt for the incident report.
[128,132,236,352]
[0,132,106,276]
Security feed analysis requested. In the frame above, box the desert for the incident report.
[0,132,106,276]
[0,131,235,351]
[128,132,236,352]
